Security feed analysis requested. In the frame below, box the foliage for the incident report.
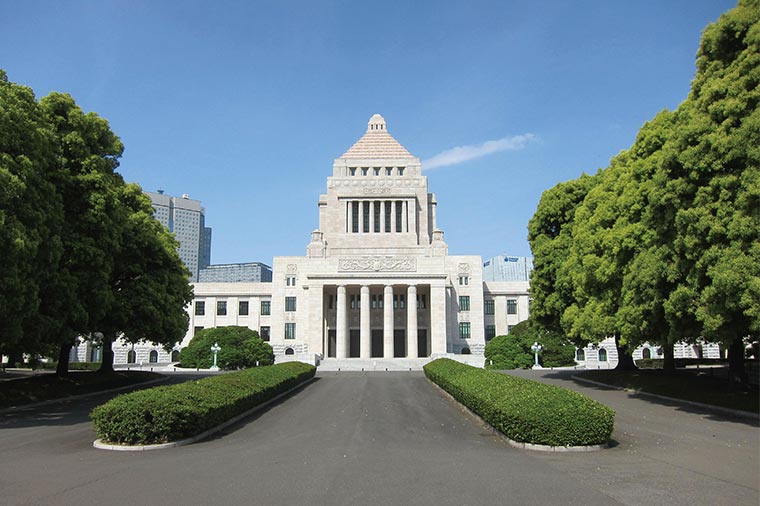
[485,320,577,370]
[38,361,102,371]
[91,362,315,445]
[527,2,760,380]
[424,359,615,447]
[0,70,63,358]
[179,326,274,370]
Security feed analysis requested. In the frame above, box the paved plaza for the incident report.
[0,371,757,506]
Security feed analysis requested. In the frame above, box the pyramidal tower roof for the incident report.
[341,114,414,159]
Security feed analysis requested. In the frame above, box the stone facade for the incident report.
[137,114,532,364]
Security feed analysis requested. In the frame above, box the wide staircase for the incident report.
[278,354,486,371]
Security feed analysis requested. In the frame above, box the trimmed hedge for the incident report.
[91,362,315,445]
[39,361,102,371]
[424,358,614,447]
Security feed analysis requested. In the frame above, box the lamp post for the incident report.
[531,341,543,369]
[210,342,221,371]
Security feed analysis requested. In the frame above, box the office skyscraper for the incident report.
[145,190,212,281]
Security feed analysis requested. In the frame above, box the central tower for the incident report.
[307,114,447,258]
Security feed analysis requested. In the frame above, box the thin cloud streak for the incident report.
[422,133,535,170]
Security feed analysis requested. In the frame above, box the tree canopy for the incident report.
[179,327,274,370]
[527,0,760,381]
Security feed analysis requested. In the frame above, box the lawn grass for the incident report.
[0,370,162,409]
[576,369,759,414]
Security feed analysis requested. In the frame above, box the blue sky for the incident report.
[1,0,736,265]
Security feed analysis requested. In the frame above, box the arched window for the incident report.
[90,346,102,363]
[642,347,651,359]
[461,347,471,355]
[285,347,295,356]
[149,350,159,363]
[127,350,136,364]
[576,348,585,361]
[598,348,608,362]
[171,350,180,362]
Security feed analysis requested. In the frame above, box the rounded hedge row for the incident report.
[424,358,614,447]
[91,361,315,445]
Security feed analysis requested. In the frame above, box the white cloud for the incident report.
[422,133,535,170]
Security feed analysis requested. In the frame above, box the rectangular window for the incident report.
[507,325,514,334]
[194,301,205,316]
[285,296,297,312]
[260,326,270,341]
[217,301,227,316]
[486,325,496,340]
[393,295,398,309]
[350,295,356,310]
[373,202,381,232]
[386,167,392,176]
[395,200,403,232]
[458,276,470,285]
[385,201,391,232]
[194,326,204,335]
[349,167,356,176]
[261,300,271,315]
[363,201,370,232]
[507,299,517,315]
[239,301,249,316]
[484,299,494,315]
[352,202,359,233]
[285,322,296,340]
[371,294,378,309]
[459,322,471,339]
[417,294,426,309]
[459,296,470,312]
[328,295,334,310]
[398,167,405,176]
[373,167,380,176]
[286,276,296,286]
[361,167,368,176]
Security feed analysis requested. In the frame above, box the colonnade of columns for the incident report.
[346,199,416,235]
[333,284,424,359]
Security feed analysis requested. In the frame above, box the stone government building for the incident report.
[108,114,718,368]
[113,114,531,366]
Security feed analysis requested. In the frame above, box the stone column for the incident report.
[383,285,394,358]
[391,201,396,233]
[409,199,417,239]
[430,284,447,354]
[402,201,408,233]
[359,201,365,234]
[369,201,375,233]
[360,285,371,358]
[336,285,347,358]
[407,285,418,358]
[347,201,353,233]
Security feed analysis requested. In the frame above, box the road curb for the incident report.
[93,376,317,451]
[0,376,168,414]
[571,375,760,421]
[427,379,609,452]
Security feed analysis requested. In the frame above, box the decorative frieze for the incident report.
[338,257,417,272]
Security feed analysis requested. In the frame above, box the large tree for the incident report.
[38,92,125,375]
[0,71,64,364]
[97,184,193,373]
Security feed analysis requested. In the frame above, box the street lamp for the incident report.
[531,341,543,369]
[210,342,221,371]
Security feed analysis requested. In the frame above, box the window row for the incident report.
[326,293,428,310]
[195,300,272,316]
[349,200,406,233]
[481,298,518,315]
[348,166,405,176]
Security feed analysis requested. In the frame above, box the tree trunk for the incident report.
[727,336,747,386]
[5,350,23,368]
[613,333,638,371]
[662,342,675,372]
[99,333,115,374]
[56,341,73,377]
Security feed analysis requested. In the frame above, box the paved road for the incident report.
[0,370,756,506]
[504,369,759,506]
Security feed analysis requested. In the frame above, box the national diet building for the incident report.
[115,114,531,367]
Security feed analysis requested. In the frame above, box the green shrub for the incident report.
[179,326,274,370]
[39,361,102,371]
[484,320,576,370]
[424,358,614,447]
[91,361,315,445]
[635,358,730,369]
